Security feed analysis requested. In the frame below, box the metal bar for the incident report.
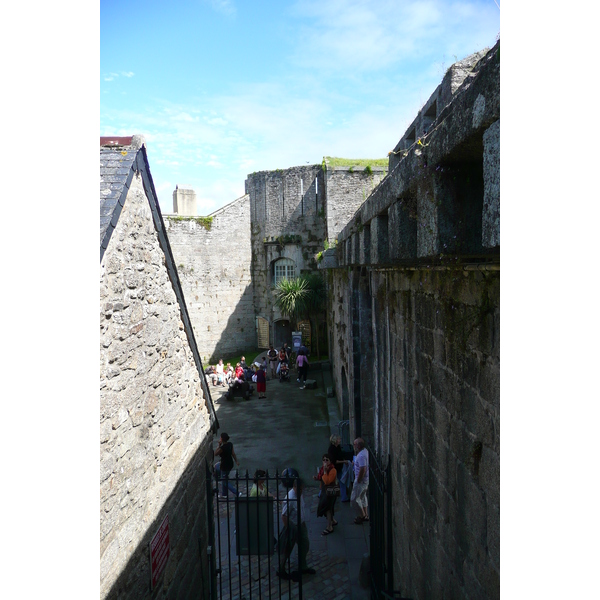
[297,477,303,599]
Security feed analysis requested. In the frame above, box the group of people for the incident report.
[211,433,313,582]
[313,435,370,536]
[267,342,310,388]
[205,342,310,399]
[205,359,231,387]
[212,430,370,585]
[205,356,270,397]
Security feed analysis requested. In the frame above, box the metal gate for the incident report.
[368,447,410,599]
[206,465,308,599]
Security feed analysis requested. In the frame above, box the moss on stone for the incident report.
[166,215,213,231]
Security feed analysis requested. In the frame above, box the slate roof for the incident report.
[100,135,145,256]
[99,135,219,431]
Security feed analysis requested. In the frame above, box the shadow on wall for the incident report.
[207,282,257,363]
[103,436,213,600]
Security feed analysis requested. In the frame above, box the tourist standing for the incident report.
[351,438,369,523]
[282,342,291,361]
[256,364,267,399]
[267,345,278,379]
[316,454,338,535]
[328,434,350,502]
[296,352,309,388]
[277,477,315,581]
[214,432,239,499]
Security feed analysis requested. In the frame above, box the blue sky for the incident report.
[101,0,499,214]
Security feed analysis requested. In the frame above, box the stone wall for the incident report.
[389,48,491,171]
[100,173,213,599]
[165,195,255,363]
[246,166,327,346]
[327,266,499,599]
[245,164,386,349]
[324,166,387,243]
[322,41,500,600]
[159,164,388,355]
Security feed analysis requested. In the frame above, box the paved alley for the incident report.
[208,364,371,600]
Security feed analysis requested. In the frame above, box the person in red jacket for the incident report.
[234,363,245,383]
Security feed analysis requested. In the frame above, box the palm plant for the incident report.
[274,273,326,358]
[273,277,309,324]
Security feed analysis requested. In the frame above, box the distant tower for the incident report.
[173,185,197,215]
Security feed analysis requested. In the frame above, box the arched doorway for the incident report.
[274,319,292,349]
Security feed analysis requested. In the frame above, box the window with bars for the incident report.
[273,258,296,285]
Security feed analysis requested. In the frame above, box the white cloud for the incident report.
[102,78,425,211]
[102,71,134,82]
[207,0,236,17]
[288,0,498,71]
[101,0,498,213]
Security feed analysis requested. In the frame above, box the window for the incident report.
[273,258,296,285]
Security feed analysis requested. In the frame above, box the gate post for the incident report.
[205,460,217,600]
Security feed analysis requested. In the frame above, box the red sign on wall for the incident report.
[150,515,170,589]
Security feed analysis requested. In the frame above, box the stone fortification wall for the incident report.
[165,195,255,363]
[327,267,499,599]
[100,173,213,599]
[322,41,500,600]
[246,167,326,344]
[389,47,491,171]
[245,164,387,347]
[324,166,387,243]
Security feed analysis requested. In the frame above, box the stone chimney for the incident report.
[173,185,197,215]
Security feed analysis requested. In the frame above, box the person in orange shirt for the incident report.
[316,454,338,535]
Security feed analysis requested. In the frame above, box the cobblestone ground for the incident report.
[208,367,370,600]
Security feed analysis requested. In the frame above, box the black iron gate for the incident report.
[368,447,411,599]
[206,465,307,599]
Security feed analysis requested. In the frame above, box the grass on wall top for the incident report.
[322,157,388,170]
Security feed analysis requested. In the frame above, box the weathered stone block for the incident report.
[482,119,500,248]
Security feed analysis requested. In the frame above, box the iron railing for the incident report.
[209,467,307,599]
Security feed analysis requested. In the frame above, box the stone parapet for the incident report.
[331,41,500,267]
[389,48,491,172]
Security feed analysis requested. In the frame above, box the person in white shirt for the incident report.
[216,359,225,386]
[351,438,369,524]
[277,477,316,581]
